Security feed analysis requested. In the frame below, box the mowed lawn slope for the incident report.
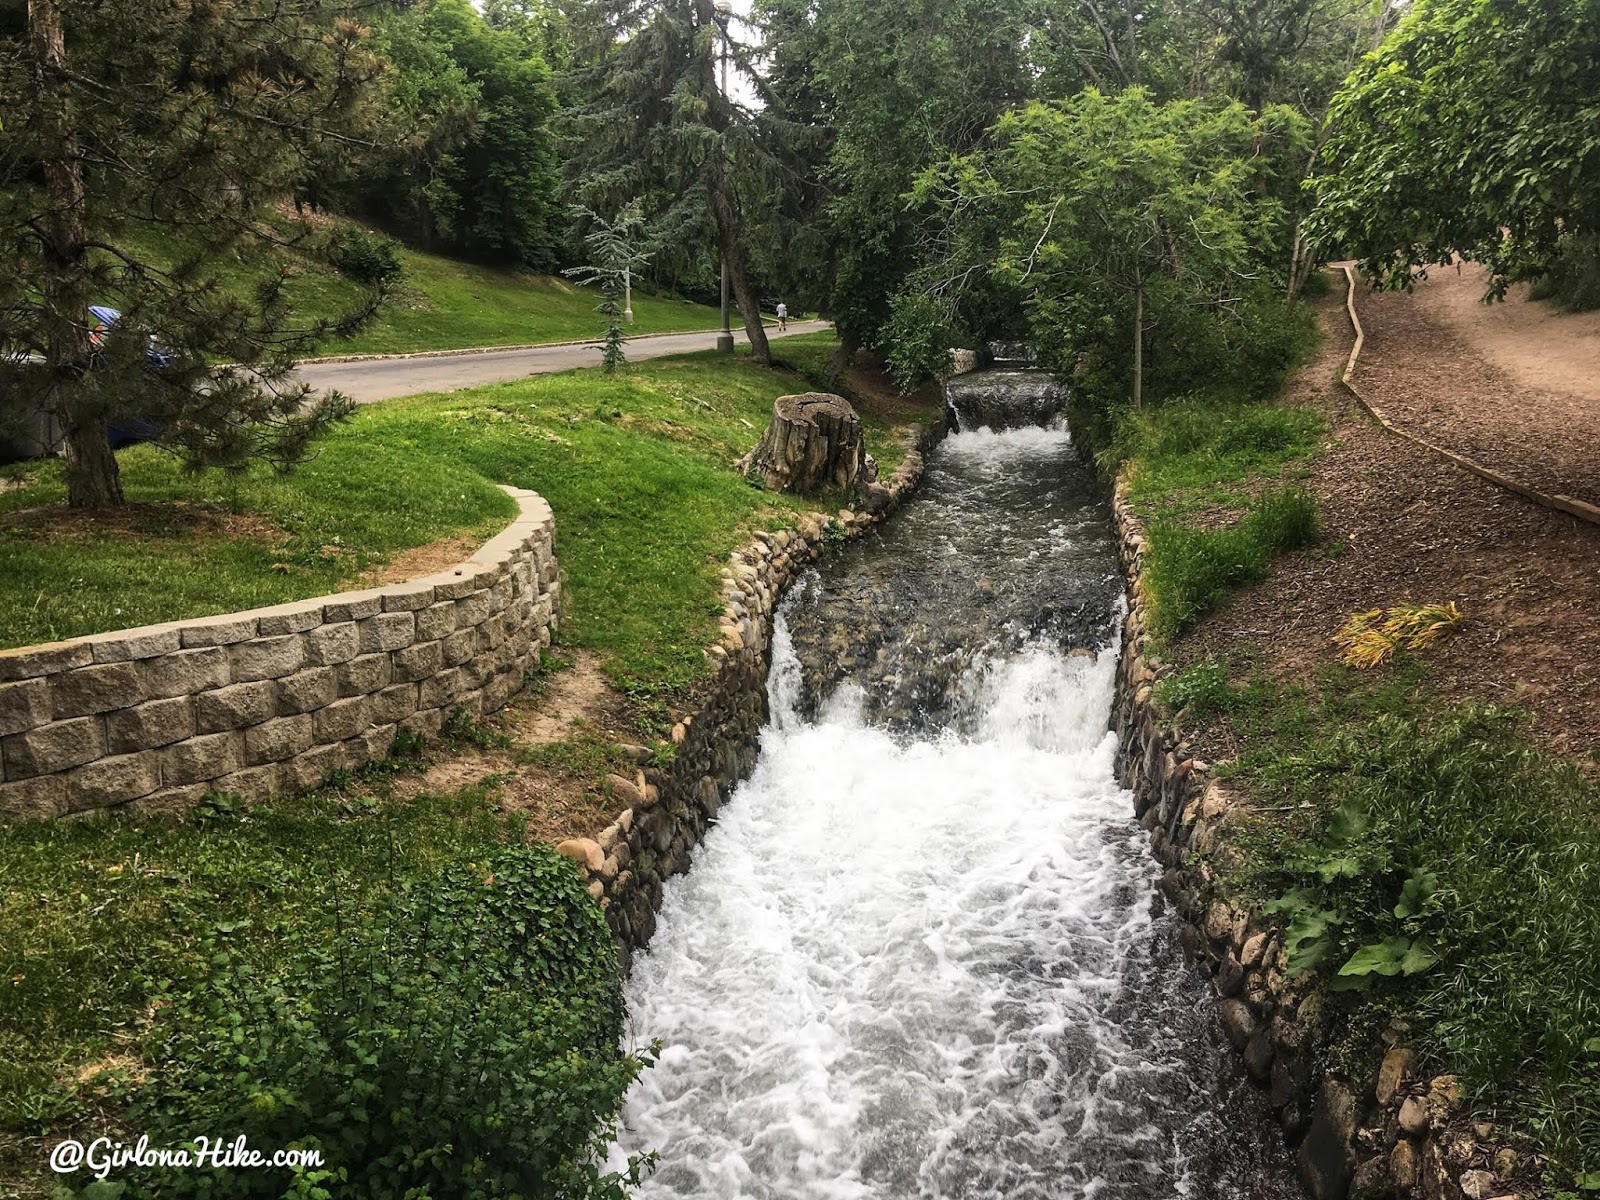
[0,334,890,700]
[119,218,727,357]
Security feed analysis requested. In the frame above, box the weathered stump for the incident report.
[739,392,876,494]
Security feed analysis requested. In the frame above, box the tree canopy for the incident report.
[1307,0,1600,295]
[354,0,563,267]
[895,89,1310,405]
[3,0,1590,508]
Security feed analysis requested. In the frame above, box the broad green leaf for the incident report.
[1395,869,1440,919]
[1326,800,1370,845]
[1338,936,1413,977]
[1399,938,1440,975]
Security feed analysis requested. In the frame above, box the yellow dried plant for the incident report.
[1333,602,1463,669]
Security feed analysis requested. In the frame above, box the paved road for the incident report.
[298,320,832,404]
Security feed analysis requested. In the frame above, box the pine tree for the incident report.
[0,0,395,509]
[563,0,774,366]
[563,203,650,373]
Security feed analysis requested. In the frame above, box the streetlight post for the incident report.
[624,268,633,325]
[715,1,735,354]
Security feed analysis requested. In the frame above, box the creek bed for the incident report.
[612,375,1299,1199]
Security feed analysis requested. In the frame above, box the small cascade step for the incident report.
[986,340,1038,368]
[945,364,1067,432]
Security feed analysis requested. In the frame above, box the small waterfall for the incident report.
[986,340,1038,368]
[946,361,1066,433]
[610,397,1300,1199]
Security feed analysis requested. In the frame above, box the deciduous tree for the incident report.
[1307,0,1600,295]
[905,89,1308,406]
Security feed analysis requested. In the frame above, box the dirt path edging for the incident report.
[1109,481,1520,1200]
[1339,264,1600,529]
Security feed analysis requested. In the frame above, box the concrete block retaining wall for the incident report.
[0,486,560,822]
[1109,480,1521,1200]
[553,419,952,972]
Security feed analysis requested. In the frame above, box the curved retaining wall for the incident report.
[1110,482,1517,1200]
[0,486,560,822]
[551,420,951,971]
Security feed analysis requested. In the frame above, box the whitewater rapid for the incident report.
[612,420,1297,1199]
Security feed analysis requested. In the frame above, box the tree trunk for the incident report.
[711,163,771,366]
[1132,274,1144,409]
[30,0,123,507]
[698,0,771,368]
[739,393,874,494]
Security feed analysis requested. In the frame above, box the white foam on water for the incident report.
[610,418,1295,1200]
[613,635,1217,1200]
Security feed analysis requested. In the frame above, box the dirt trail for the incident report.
[1181,286,1600,758]
[1419,262,1600,396]
[1354,266,1600,507]
[393,649,635,844]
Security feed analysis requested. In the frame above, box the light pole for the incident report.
[714,1,735,354]
[624,268,633,325]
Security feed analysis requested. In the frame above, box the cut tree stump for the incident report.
[739,392,877,495]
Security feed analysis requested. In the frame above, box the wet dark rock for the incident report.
[1217,953,1247,997]
[1298,1080,1358,1200]
[1351,1153,1398,1199]
[1245,1029,1276,1082]
[1219,998,1258,1048]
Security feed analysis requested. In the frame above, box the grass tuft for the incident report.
[1144,486,1318,635]
[1108,399,1325,510]
[1333,602,1464,669]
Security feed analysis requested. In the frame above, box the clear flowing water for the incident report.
[613,377,1299,1200]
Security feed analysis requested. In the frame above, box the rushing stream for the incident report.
[612,373,1300,1199]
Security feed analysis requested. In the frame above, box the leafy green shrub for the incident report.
[326,227,405,288]
[1239,706,1600,1180]
[1528,233,1600,312]
[882,293,956,393]
[1144,486,1318,635]
[124,846,651,1200]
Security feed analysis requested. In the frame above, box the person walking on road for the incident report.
[776,301,788,331]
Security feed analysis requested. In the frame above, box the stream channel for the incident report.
[612,367,1301,1199]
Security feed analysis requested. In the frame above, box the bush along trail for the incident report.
[1102,279,1600,1197]
[0,334,944,1199]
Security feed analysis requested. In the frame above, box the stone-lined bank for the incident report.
[1110,480,1526,1200]
[554,417,950,971]
[0,486,559,822]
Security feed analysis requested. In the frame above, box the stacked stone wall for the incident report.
[1110,480,1525,1200]
[0,486,560,822]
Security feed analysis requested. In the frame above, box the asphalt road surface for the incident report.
[297,320,832,405]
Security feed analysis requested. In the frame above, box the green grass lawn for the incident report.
[333,247,732,354]
[0,333,905,704]
[117,219,729,357]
